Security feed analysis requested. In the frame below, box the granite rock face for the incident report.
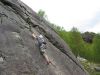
[0,0,88,75]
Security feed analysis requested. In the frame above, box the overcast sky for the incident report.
[21,0,100,33]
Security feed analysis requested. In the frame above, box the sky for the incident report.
[21,0,100,33]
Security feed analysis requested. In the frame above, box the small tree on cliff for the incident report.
[37,9,48,20]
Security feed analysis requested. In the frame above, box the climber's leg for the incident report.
[43,53,51,65]
[40,44,51,64]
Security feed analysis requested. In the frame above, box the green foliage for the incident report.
[51,24,100,64]
[68,27,86,57]
[90,72,100,75]
[83,43,94,62]
[51,23,65,31]
[38,9,45,17]
[56,27,100,74]
[93,34,100,62]
[53,26,100,63]
[37,9,47,20]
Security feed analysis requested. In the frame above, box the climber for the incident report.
[36,34,46,48]
[32,33,51,65]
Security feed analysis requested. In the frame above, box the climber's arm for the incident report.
[32,33,37,39]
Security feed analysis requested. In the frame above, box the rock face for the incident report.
[0,0,88,75]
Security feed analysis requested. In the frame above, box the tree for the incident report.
[93,34,100,62]
[51,23,65,31]
[68,27,86,57]
[82,32,95,43]
[37,9,47,20]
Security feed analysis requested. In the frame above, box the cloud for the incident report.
[21,0,100,33]
[82,11,100,33]
[88,22,100,33]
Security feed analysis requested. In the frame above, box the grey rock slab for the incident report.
[0,0,89,75]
